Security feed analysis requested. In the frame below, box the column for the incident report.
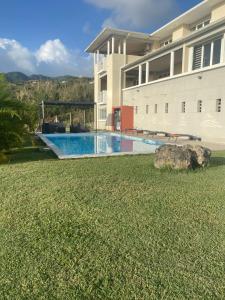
[170,51,175,77]
[138,65,142,85]
[107,40,110,55]
[146,62,149,83]
[111,36,115,54]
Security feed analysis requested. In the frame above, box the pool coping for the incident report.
[37,132,163,159]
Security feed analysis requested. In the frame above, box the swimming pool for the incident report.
[39,132,163,159]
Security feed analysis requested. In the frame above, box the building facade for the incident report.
[86,0,225,143]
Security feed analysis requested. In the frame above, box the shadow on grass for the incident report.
[6,147,57,165]
[209,156,225,168]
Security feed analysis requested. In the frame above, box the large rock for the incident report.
[154,144,211,170]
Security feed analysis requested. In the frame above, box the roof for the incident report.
[41,101,95,107]
[85,28,153,53]
[151,0,224,40]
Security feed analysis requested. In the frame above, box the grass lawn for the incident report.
[1,146,225,299]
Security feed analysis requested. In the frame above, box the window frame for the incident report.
[192,36,223,71]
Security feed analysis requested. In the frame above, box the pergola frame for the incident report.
[40,100,97,131]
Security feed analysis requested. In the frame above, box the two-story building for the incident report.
[86,0,225,143]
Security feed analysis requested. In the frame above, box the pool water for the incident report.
[40,132,163,159]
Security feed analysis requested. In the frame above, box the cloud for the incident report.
[85,0,178,30]
[0,38,93,77]
[36,39,71,65]
[0,39,35,73]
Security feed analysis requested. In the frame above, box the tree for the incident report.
[0,74,37,152]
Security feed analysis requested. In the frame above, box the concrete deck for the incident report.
[124,132,225,151]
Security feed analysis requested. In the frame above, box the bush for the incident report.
[0,74,38,152]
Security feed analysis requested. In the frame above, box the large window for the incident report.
[125,67,139,88]
[149,54,170,82]
[192,37,222,71]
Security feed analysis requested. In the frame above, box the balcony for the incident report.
[98,90,107,104]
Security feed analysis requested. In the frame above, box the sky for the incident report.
[0,0,202,77]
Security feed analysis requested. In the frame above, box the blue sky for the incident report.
[0,0,201,76]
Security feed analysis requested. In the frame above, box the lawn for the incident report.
[1,147,225,299]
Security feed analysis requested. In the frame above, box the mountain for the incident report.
[4,72,88,84]
[5,72,29,84]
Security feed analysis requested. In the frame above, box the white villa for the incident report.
[86,0,225,143]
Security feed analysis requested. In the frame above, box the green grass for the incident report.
[1,147,225,299]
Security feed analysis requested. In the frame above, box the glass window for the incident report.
[213,39,222,65]
[203,43,211,67]
[192,37,222,70]
[125,67,139,88]
[146,105,149,114]
[154,104,158,114]
[141,64,147,84]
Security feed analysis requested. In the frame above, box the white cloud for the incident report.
[36,39,71,64]
[0,38,35,73]
[85,0,178,30]
[0,38,93,77]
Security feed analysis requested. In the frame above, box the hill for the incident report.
[4,72,88,84]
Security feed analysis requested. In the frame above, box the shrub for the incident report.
[0,74,38,152]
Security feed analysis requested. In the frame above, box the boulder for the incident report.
[154,144,211,170]
[183,145,211,168]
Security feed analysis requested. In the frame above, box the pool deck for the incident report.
[124,132,225,151]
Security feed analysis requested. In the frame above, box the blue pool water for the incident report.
[40,133,163,159]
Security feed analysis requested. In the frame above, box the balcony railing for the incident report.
[98,90,107,103]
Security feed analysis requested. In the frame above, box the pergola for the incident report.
[40,100,96,130]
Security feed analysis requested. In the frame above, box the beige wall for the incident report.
[123,66,225,143]
[211,2,225,22]
[172,25,190,41]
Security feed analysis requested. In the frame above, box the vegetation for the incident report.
[4,72,94,127]
[4,72,94,104]
[0,75,37,156]
[1,148,225,299]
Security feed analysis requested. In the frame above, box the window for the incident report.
[216,99,222,112]
[141,63,147,84]
[160,38,172,47]
[181,102,186,113]
[135,106,138,114]
[154,104,158,114]
[99,107,107,120]
[165,103,169,113]
[146,105,149,114]
[203,43,211,67]
[125,67,139,88]
[213,39,222,65]
[192,37,222,71]
[191,19,210,32]
[193,45,202,70]
[149,53,170,82]
[197,100,202,113]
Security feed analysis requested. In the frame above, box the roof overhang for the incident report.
[85,28,154,53]
[151,0,224,40]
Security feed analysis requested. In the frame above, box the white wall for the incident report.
[123,66,225,143]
